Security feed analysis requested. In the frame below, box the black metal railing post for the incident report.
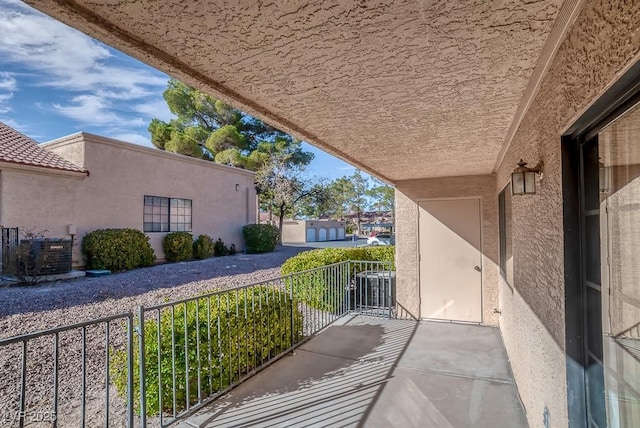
[137,306,147,427]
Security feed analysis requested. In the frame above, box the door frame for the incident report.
[562,60,640,427]
[416,196,484,323]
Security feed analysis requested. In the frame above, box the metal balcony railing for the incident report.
[0,260,394,427]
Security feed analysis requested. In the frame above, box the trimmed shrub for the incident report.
[242,224,279,254]
[163,232,193,262]
[281,246,395,274]
[229,243,237,255]
[213,238,229,256]
[82,228,155,271]
[281,246,395,311]
[193,234,215,259]
[110,286,303,416]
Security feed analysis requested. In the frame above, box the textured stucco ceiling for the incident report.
[26,0,565,182]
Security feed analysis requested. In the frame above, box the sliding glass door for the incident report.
[596,102,640,427]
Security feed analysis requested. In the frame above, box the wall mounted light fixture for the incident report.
[511,159,544,195]
[235,184,240,191]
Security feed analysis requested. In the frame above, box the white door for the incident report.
[329,228,337,240]
[419,199,482,322]
[338,228,345,239]
[306,228,316,242]
[318,228,327,241]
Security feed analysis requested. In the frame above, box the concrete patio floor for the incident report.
[177,315,527,428]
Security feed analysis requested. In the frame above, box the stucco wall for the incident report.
[281,220,306,243]
[394,174,499,326]
[282,219,347,243]
[493,1,640,426]
[0,168,83,248]
[41,133,256,265]
[498,277,568,427]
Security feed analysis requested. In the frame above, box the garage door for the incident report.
[338,228,345,239]
[306,228,316,242]
[329,228,337,240]
[318,228,327,241]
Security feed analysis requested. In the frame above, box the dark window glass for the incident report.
[498,187,512,283]
[144,196,192,232]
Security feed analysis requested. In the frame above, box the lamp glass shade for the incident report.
[524,170,536,194]
[511,172,525,195]
[511,171,536,195]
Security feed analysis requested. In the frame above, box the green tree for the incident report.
[367,178,395,222]
[149,79,314,233]
[148,78,310,171]
[295,179,337,219]
[342,170,370,234]
[328,176,355,220]
[253,140,313,244]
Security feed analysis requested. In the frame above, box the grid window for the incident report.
[144,196,192,232]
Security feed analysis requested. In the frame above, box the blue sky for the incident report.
[0,0,357,180]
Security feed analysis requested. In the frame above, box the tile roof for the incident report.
[0,122,86,174]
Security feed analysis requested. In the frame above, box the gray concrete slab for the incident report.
[397,321,513,382]
[178,316,527,428]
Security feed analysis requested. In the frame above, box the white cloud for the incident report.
[0,1,169,134]
[108,132,155,148]
[0,72,16,114]
[0,117,20,128]
[53,94,145,127]
[132,98,175,122]
[0,93,13,114]
[0,71,17,90]
[0,3,166,92]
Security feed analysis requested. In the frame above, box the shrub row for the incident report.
[242,224,279,254]
[281,246,395,311]
[82,229,240,271]
[82,229,155,272]
[163,233,236,262]
[110,286,303,416]
[281,246,395,274]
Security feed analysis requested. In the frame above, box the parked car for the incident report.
[367,233,392,246]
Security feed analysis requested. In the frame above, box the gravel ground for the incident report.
[0,245,312,427]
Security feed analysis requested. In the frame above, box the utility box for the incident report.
[353,270,396,309]
[20,239,73,275]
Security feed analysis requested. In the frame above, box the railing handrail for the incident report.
[0,259,395,339]
[0,311,133,346]
[0,259,396,428]
[143,259,357,312]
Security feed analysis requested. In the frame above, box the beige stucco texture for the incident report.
[495,0,640,346]
[26,0,562,182]
[493,1,640,426]
[281,219,346,244]
[17,1,640,426]
[0,168,83,240]
[17,133,257,266]
[395,175,499,326]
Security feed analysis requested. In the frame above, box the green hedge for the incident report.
[82,228,155,271]
[193,234,215,259]
[163,232,193,262]
[110,286,302,416]
[281,246,395,274]
[242,224,279,254]
[281,246,395,311]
